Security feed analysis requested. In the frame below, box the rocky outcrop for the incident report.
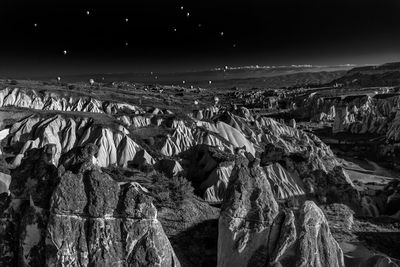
[296,201,345,267]
[262,163,305,201]
[196,121,256,156]
[161,121,195,157]
[157,197,220,267]
[304,93,400,138]
[218,156,280,267]
[254,117,361,211]
[180,145,235,203]
[0,87,143,115]
[118,115,152,128]
[218,156,345,267]
[333,105,353,134]
[192,106,219,121]
[0,144,180,267]
[1,145,59,266]
[47,169,180,267]
[257,117,337,169]
[307,167,361,212]
[4,114,147,168]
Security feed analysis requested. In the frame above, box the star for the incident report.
[34,23,38,28]
[63,50,67,55]
[180,6,184,10]
[173,28,177,32]
[182,80,186,84]
[186,12,190,17]
[86,10,90,15]
[220,32,224,37]
[125,42,129,46]
[125,18,129,22]
[198,24,202,28]
[233,43,237,48]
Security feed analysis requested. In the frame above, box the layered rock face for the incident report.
[4,114,147,168]
[160,117,258,158]
[0,87,143,115]
[303,92,400,139]
[256,116,338,171]
[47,170,179,267]
[0,144,180,267]
[175,111,344,204]
[262,163,305,201]
[218,156,345,267]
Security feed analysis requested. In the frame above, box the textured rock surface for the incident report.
[1,78,399,266]
[158,197,220,267]
[218,156,280,267]
[47,169,180,267]
[0,143,180,267]
[180,145,235,202]
[0,87,142,115]
[218,156,346,267]
[304,92,400,139]
[5,114,145,168]
[296,201,345,267]
[262,163,305,201]
[258,117,339,173]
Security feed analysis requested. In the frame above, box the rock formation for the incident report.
[218,155,345,267]
[333,104,352,134]
[1,77,399,266]
[180,145,235,202]
[0,87,143,115]
[4,114,147,168]
[47,169,179,267]
[262,163,305,201]
[0,144,180,266]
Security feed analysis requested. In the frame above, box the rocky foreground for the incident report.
[0,78,400,266]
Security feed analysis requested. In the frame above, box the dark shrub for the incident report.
[149,174,194,208]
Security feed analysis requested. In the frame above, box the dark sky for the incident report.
[1,0,400,77]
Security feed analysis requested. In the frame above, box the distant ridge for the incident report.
[330,61,400,87]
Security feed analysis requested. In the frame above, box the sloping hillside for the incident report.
[330,62,400,87]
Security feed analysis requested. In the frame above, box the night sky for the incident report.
[1,0,400,77]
